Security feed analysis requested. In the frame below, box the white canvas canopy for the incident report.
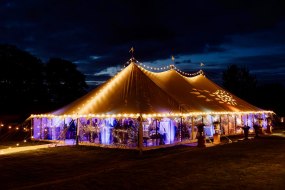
[35,60,267,117]
[30,59,273,149]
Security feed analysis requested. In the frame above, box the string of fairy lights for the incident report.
[0,50,275,154]
[122,57,204,77]
[0,122,38,154]
[30,111,274,119]
[28,52,274,119]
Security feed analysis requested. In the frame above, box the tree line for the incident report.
[223,64,285,117]
[1,44,284,122]
[0,44,87,121]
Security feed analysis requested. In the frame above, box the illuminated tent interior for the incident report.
[30,58,273,149]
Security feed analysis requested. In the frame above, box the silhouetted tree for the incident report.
[0,44,47,115]
[255,83,285,116]
[45,58,88,107]
[223,64,257,103]
[222,65,285,115]
[0,45,89,122]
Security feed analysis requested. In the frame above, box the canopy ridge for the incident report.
[30,56,273,119]
[135,60,203,77]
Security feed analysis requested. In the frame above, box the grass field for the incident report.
[1,135,285,190]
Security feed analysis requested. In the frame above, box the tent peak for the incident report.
[124,57,138,68]
[133,61,203,77]
[130,57,136,63]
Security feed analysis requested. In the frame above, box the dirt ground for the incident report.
[0,135,285,190]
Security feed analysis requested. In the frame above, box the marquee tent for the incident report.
[30,59,273,149]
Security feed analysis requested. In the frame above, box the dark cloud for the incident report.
[229,54,285,70]
[1,0,285,85]
[175,59,192,65]
[85,73,112,87]
[220,54,285,84]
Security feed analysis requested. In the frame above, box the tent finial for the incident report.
[129,47,135,59]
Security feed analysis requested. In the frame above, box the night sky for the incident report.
[1,0,285,87]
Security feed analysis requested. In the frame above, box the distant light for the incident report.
[281,117,284,123]
[8,126,11,129]
[16,143,19,146]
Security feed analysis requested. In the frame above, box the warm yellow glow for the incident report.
[212,90,237,106]
[0,144,53,155]
[138,62,203,77]
[72,64,128,115]
[29,61,273,120]
[30,110,273,119]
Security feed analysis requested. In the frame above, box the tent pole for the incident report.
[138,115,143,154]
[63,118,65,140]
[211,115,213,134]
[155,119,158,145]
[49,118,51,139]
[89,117,93,143]
[40,118,43,139]
[180,117,183,142]
[191,116,194,140]
[234,115,237,134]
[30,118,33,140]
[227,115,230,135]
[50,118,53,140]
[76,117,79,146]
[219,115,222,134]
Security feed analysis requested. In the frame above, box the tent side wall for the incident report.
[31,112,272,148]
[30,61,273,148]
